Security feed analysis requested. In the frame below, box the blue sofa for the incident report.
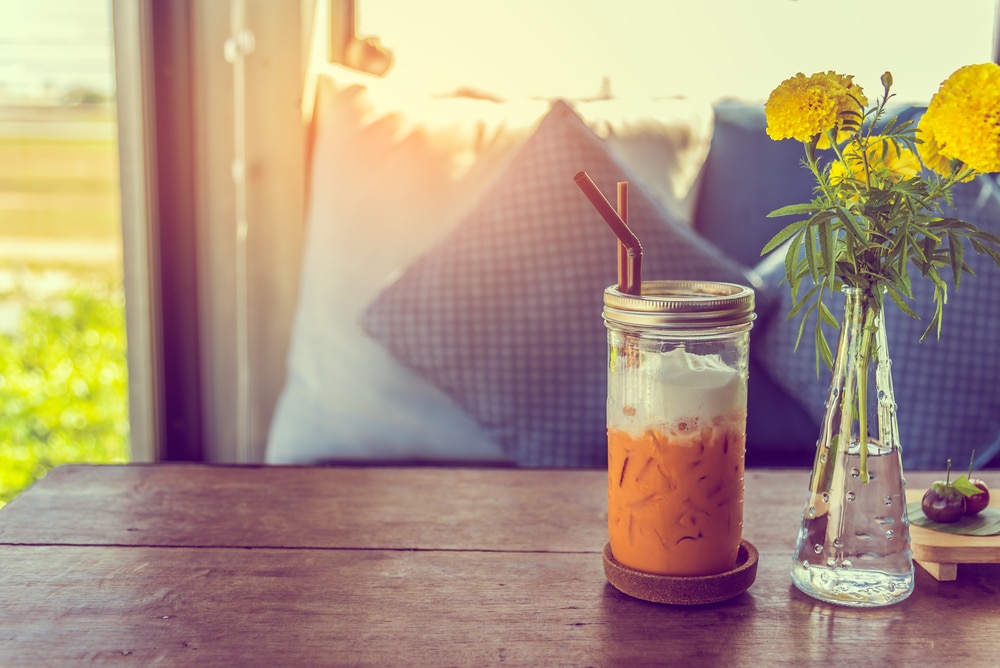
[267,78,1000,470]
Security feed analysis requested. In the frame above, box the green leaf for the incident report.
[818,300,839,328]
[804,226,819,281]
[787,283,821,319]
[921,236,936,273]
[919,278,948,341]
[836,205,866,243]
[819,220,834,286]
[880,116,914,137]
[814,319,833,373]
[768,203,820,218]
[793,311,809,352]
[895,233,909,276]
[843,232,859,273]
[971,237,1000,269]
[952,475,984,498]
[761,219,809,255]
[934,217,979,233]
[885,281,919,319]
[784,230,805,288]
[947,231,964,287]
[973,228,1000,246]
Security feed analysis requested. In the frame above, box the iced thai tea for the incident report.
[607,414,745,576]
[603,280,753,582]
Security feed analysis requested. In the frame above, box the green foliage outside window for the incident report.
[0,284,130,507]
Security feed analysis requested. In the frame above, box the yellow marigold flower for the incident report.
[765,71,867,148]
[829,136,921,187]
[917,63,1000,175]
[915,120,962,180]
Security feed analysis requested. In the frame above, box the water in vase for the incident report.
[790,439,913,607]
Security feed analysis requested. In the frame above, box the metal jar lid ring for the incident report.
[603,280,756,329]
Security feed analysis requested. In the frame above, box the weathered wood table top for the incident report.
[1,464,998,665]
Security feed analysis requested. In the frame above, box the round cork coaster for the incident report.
[603,540,759,605]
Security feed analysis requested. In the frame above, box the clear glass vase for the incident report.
[790,287,914,607]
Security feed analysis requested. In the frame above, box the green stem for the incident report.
[835,289,877,485]
[855,298,877,483]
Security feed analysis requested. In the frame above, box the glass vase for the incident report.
[790,286,914,607]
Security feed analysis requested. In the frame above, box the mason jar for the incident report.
[603,280,755,577]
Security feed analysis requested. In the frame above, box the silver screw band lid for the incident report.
[603,280,756,329]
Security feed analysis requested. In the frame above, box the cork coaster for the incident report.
[603,540,758,605]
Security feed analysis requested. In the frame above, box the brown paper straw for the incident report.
[617,181,629,294]
[573,171,642,294]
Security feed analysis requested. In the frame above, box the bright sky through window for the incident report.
[359,0,997,104]
[0,0,113,99]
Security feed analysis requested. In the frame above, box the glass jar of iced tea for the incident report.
[604,280,755,576]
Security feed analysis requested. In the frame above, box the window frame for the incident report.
[112,0,310,462]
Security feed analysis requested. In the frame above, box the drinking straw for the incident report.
[573,171,642,294]
[617,181,629,294]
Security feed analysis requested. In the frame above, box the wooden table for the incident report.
[1,464,998,665]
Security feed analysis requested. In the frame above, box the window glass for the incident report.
[0,0,129,507]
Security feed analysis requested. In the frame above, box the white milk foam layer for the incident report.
[611,347,744,434]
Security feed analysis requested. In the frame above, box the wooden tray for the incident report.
[906,490,1000,581]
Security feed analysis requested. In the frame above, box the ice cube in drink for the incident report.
[607,415,745,576]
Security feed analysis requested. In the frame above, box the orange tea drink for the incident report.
[603,281,754,578]
[607,414,746,576]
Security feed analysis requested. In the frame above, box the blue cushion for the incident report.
[266,75,519,465]
[754,176,1000,470]
[693,102,927,269]
[691,100,824,462]
[362,100,766,467]
[744,355,819,468]
[692,100,818,269]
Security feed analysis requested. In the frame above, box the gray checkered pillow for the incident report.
[361,100,763,467]
[754,176,1000,469]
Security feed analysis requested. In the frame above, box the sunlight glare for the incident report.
[358,0,997,104]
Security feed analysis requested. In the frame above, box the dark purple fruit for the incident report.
[921,481,966,523]
[964,479,990,516]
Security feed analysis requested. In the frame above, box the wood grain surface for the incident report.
[906,488,1000,581]
[1,464,998,665]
